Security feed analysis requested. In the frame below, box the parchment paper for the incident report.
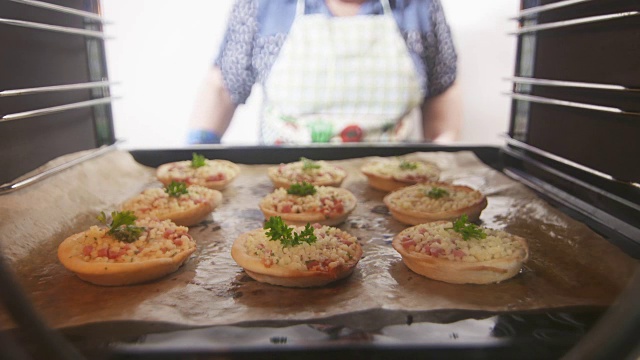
[1,149,637,330]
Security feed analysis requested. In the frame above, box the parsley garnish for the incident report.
[399,160,418,170]
[300,157,321,171]
[426,187,449,199]
[447,215,486,241]
[287,182,316,196]
[191,153,207,168]
[97,211,146,243]
[165,181,188,197]
[263,216,317,247]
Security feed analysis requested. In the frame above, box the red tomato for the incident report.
[340,125,363,142]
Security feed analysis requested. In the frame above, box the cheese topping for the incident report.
[386,183,483,213]
[269,160,346,185]
[398,222,525,262]
[260,186,354,218]
[243,225,360,272]
[73,218,195,263]
[361,158,439,182]
[122,186,219,219]
[163,160,239,186]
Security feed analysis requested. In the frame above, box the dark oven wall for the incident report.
[0,0,113,185]
[511,0,640,183]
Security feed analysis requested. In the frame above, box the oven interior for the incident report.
[0,0,639,359]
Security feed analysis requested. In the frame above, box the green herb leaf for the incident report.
[110,211,137,230]
[300,157,321,171]
[399,160,418,170]
[165,181,188,197]
[447,215,486,241]
[97,211,107,225]
[191,153,207,168]
[110,225,145,243]
[287,182,317,196]
[426,187,449,199]
[263,216,317,247]
[264,216,292,244]
[97,210,146,243]
[295,223,317,245]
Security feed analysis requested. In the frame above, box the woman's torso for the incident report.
[215,0,456,105]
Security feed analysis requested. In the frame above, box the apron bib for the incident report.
[262,0,423,144]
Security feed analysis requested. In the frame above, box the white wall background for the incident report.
[441,0,519,145]
[102,0,519,148]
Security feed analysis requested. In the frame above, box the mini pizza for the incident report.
[156,153,240,190]
[231,217,362,287]
[259,182,357,226]
[392,217,529,284]
[384,182,487,225]
[121,182,223,227]
[360,157,440,192]
[267,157,347,189]
[58,212,196,286]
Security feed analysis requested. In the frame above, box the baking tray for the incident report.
[1,144,638,360]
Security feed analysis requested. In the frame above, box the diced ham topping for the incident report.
[206,173,225,182]
[452,249,466,258]
[397,222,527,263]
[82,245,93,256]
[77,218,196,264]
[107,248,126,259]
[244,225,359,273]
[401,237,416,249]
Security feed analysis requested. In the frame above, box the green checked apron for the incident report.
[262,0,424,144]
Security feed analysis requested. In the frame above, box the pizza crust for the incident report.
[392,222,529,284]
[259,206,352,227]
[384,183,487,225]
[361,158,440,192]
[58,232,196,286]
[267,162,347,189]
[121,188,223,227]
[259,188,357,226]
[157,159,240,190]
[231,229,362,288]
[164,190,221,226]
[361,173,410,192]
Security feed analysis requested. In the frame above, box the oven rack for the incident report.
[505,92,640,117]
[507,0,639,185]
[511,10,639,34]
[0,143,117,195]
[0,0,115,188]
[513,0,595,19]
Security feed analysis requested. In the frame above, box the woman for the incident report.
[188,0,461,144]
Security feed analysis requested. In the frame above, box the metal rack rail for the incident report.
[0,0,115,188]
